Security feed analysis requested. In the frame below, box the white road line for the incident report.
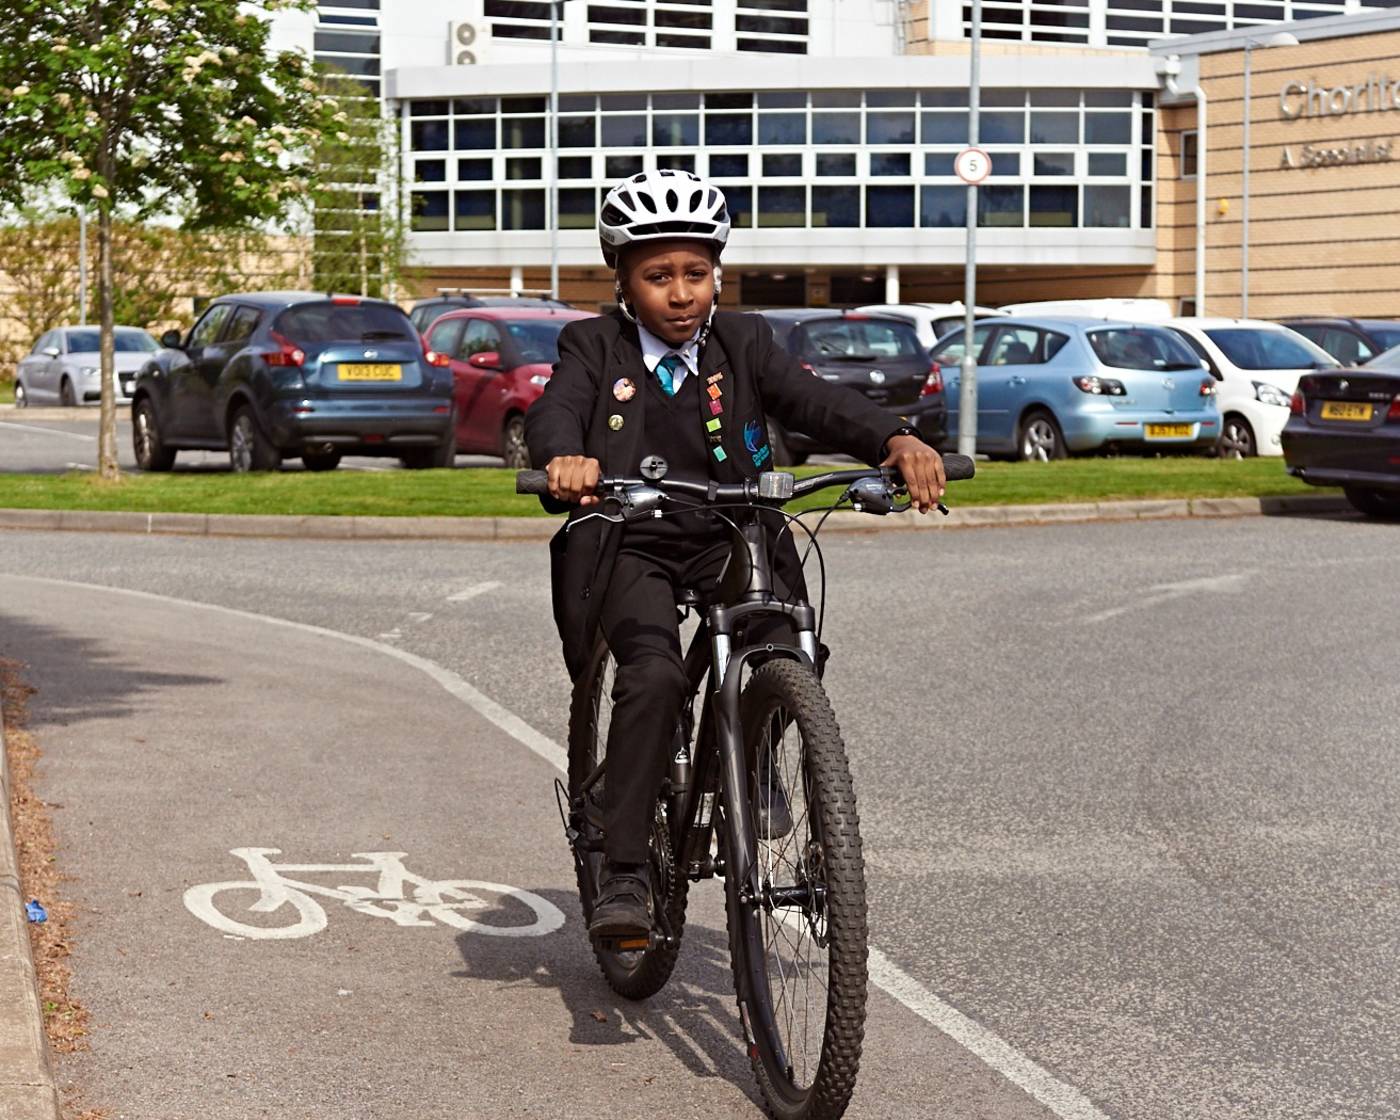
[1084,571,1253,625]
[65,462,95,471]
[0,420,96,442]
[3,573,1102,1120]
[447,581,503,603]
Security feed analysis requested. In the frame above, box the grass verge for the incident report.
[0,458,1329,519]
[0,378,14,405]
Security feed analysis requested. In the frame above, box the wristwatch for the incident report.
[881,425,922,458]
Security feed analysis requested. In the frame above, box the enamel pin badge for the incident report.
[608,414,624,431]
[612,377,636,402]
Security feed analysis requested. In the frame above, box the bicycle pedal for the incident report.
[594,930,659,953]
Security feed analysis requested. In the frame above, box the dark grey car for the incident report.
[757,309,945,465]
[131,292,455,473]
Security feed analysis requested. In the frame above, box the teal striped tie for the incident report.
[654,352,681,397]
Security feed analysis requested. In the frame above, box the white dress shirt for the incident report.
[637,322,702,393]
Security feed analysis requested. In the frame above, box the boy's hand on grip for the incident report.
[547,455,602,507]
[880,435,946,513]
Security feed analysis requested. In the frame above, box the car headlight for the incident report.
[1253,381,1291,408]
[80,365,99,377]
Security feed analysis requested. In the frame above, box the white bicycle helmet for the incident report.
[598,169,731,269]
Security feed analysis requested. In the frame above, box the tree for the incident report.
[0,0,333,478]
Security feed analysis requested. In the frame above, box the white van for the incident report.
[857,302,1005,350]
[999,298,1175,323]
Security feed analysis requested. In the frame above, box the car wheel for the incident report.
[1344,486,1400,518]
[1018,409,1066,462]
[59,376,76,407]
[133,398,177,472]
[501,415,530,469]
[13,379,26,409]
[301,451,341,472]
[228,406,281,473]
[1217,414,1256,459]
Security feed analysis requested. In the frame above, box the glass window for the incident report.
[653,113,699,146]
[920,185,966,227]
[411,120,450,151]
[763,153,802,176]
[1180,130,1198,178]
[455,119,495,150]
[871,152,910,176]
[921,112,967,143]
[605,154,643,178]
[811,185,859,227]
[978,185,1023,227]
[665,153,696,172]
[458,158,492,180]
[988,327,1051,366]
[721,184,753,228]
[652,93,701,110]
[1204,328,1335,370]
[812,112,859,144]
[816,153,855,176]
[1085,90,1132,108]
[868,90,916,107]
[459,318,504,358]
[867,111,915,144]
[602,94,647,111]
[1318,328,1375,365]
[559,117,596,147]
[223,307,261,346]
[504,319,572,364]
[599,114,644,147]
[1088,152,1126,175]
[412,191,450,231]
[709,153,748,176]
[506,157,541,180]
[1029,112,1078,144]
[454,190,495,230]
[798,319,922,359]
[428,317,466,356]
[811,91,859,108]
[759,113,807,145]
[410,100,450,118]
[558,155,591,179]
[503,188,545,229]
[454,98,496,115]
[275,303,414,346]
[867,185,914,227]
[415,159,447,183]
[930,323,995,365]
[758,185,805,227]
[1030,89,1079,107]
[922,89,969,107]
[758,91,806,108]
[1088,328,1205,371]
[1033,152,1074,176]
[189,306,232,350]
[1083,185,1130,227]
[103,329,160,353]
[707,92,754,109]
[924,152,955,176]
[705,113,753,146]
[502,116,545,149]
[558,94,595,112]
[1085,113,1131,144]
[502,96,546,113]
[1029,185,1077,226]
[979,111,1024,144]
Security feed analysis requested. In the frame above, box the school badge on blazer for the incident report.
[743,418,772,468]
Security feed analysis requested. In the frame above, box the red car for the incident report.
[422,306,596,468]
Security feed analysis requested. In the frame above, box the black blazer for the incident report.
[525,309,904,678]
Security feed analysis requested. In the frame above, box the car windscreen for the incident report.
[798,318,923,361]
[1203,328,1336,370]
[1367,343,1400,370]
[503,319,570,364]
[275,302,415,345]
[67,329,159,354]
[1369,328,1400,350]
[1087,328,1203,371]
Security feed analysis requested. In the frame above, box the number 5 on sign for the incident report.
[955,147,992,186]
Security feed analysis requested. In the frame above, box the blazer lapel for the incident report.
[696,329,746,480]
[603,325,648,477]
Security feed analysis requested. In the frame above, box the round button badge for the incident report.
[954,147,993,186]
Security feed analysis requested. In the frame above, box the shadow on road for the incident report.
[0,609,221,728]
[451,886,760,1100]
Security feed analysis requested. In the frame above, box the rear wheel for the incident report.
[59,377,76,407]
[301,450,342,472]
[1344,486,1400,518]
[228,406,281,473]
[727,660,867,1120]
[502,415,530,469]
[133,398,176,472]
[1018,409,1066,462]
[1217,414,1256,459]
[566,638,689,1000]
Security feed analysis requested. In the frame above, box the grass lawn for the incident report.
[0,379,13,405]
[0,458,1330,519]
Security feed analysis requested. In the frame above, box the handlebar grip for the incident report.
[942,453,976,482]
[515,469,550,495]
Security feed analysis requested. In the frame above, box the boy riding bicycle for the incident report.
[525,169,946,939]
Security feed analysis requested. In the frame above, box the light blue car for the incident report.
[928,316,1222,460]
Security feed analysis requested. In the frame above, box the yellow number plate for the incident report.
[1320,401,1373,421]
[338,363,402,382]
[1145,423,1195,438]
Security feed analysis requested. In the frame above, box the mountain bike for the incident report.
[517,454,974,1120]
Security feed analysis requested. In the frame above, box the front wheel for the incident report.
[59,376,76,407]
[727,659,867,1120]
[1018,409,1066,462]
[133,398,176,472]
[1344,486,1400,518]
[501,415,530,469]
[13,379,27,408]
[1217,414,1256,459]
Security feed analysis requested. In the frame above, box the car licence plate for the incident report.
[1320,401,1373,421]
[1145,423,1194,439]
[337,363,402,382]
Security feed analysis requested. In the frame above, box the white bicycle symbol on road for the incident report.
[184,848,565,941]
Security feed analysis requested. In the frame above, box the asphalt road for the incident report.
[1,513,1397,1119]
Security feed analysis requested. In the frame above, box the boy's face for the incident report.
[620,240,717,347]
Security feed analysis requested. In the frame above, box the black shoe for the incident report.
[589,861,653,939]
[755,766,793,840]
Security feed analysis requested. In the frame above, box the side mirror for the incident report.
[42,346,60,358]
[160,329,183,349]
[468,351,503,371]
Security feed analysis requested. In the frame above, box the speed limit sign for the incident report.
[954,147,992,185]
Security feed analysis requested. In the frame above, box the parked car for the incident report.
[422,306,596,468]
[1276,317,1400,367]
[1282,365,1400,516]
[998,298,1175,322]
[855,302,1006,348]
[409,293,572,334]
[14,326,159,408]
[756,308,945,465]
[1165,318,1339,458]
[927,316,1219,460]
[130,293,454,473]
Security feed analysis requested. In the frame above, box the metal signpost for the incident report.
[956,0,986,459]
[548,0,563,300]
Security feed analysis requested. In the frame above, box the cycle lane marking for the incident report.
[6,572,1106,1120]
